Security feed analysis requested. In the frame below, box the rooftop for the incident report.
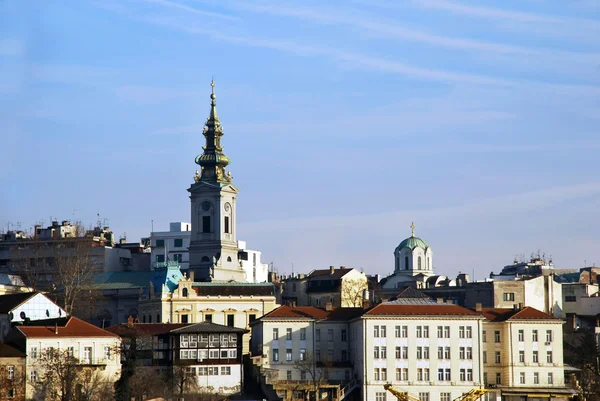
[0,342,26,358]
[477,306,561,322]
[170,321,247,334]
[365,304,481,317]
[0,292,38,313]
[105,323,190,337]
[17,316,120,338]
[260,305,364,321]
[308,267,354,279]
[192,282,275,297]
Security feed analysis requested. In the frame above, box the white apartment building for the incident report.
[479,306,575,400]
[4,316,122,400]
[354,303,485,401]
[151,222,192,270]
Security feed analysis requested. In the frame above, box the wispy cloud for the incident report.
[138,0,238,20]
[0,39,24,57]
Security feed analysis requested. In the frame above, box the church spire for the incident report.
[194,80,232,184]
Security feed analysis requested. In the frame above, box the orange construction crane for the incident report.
[383,384,421,401]
[453,388,488,401]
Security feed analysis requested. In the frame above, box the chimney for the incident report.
[329,265,335,275]
[518,303,523,309]
[54,322,58,335]
[436,298,445,304]
[362,289,370,309]
[325,302,333,312]
[513,304,519,310]
[475,303,482,312]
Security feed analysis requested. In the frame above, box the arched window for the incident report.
[149,314,153,323]
[182,288,188,297]
[418,256,422,269]
[395,258,399,272]
[405,256,409,270]
[156,313,160,323]
[227,256,232,262]
[201,256,210,262]
[142,315,146,323]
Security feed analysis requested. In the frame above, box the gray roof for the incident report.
[0,274,26,287]
[169,321,247,334]
[91,272,154,290]
[0,292,38,313]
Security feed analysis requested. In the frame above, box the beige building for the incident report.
[139,273,278,353]
[0,342,26,401]
[4,316,121,400]
[478,306,575,401]
[282,266,368,308]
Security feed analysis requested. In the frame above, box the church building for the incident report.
[188,81,250,282]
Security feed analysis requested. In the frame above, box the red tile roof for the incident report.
[478,307,560,322]
[18,316,119,338]
[262,306,331,320]
[365,304,481,316]
[105,323,190,337]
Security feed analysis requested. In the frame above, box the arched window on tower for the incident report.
[182,288,188,297]
[418,256,422,269]
[405,256,409,270]
[427,257,430,269]
[201,256,210,262]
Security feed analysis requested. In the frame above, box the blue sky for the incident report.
[1,0,599,279]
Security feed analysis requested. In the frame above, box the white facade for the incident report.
[354,307,484,401]
[151,221,192,270]
[189,363,242,394]
[0,293,67,340]
[238,240,269,283]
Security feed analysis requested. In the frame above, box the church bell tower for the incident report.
[188,81,246,282]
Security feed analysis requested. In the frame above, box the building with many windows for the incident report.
[151,222,192,270]
[477,306,575,400]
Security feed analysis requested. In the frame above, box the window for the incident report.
[156,255,165,264]
[30,370,38,383]
[67,347,74,357]
[374,325,380,337]
[441,393,451,401]
[173,253,183,262]
[520,372,525,384]
[402,346,408,359]
[466,326,472,338]
[503,292,515,301]
[496,373,501,384]
[444,326,450,338]
[397,368,403,381]
[287,370,292,380]
[381,325,387,337]
[208,366,219,375]
[345,370,350,381]
[376,392,387,401]
[221,367,231,375]
[518,329,524,341]
[272,349,279,362]
[374,368,381,381]
[548,373,553,384]
[300,328,306,340]
[204,313,212,323]
[466,347,472,360]
[565,295,577,302]
[316,350,321,362]
[424,346,429,359]
[395,325,401,337]
[104,346,111,360]
[495,330,501,342]
[438,369,444,381]
[417,347,423,359]
[445,369,451,381]
[459,326,465,338]
[174,238,183,248]
[202,216,210,233]
[460,347,465,359]
[300,349,306,361]
[224,216,230,233]
[7,365,14,379]
[532,330,538,342]
[467,369,473,381]
[419,392,430,401]
[482,330,487,342]
[209,349,219,359]
[417,326,422,338]
[417,368,423,381]
[374,346,380,359]
[287,328,293,340]
[547,351,553,363]
[405,256,409,270]
[341,329,347,341]
[249,314,256,324]
[483,351,487,364]
[519,350,525,363]
[423,326,429,338]
[83,347,92,363]
[534,372,539,384]
[30,346,38,359]
[437,326,443,338]
[495,351,501,364]
[381,346,387,358]
[444,347,450,359]
[180,350,190,360]
[381,368,387,381]
[286,349,292,361]
[316,329,321,341]
[424,368,430,381]
[484,373,488,385]
[395,346,401,359]
[342,350,348,361]
[403,368,409,381]
[327,329,334,341]
[220,349,229,358]
[533,351,539,363]
[546,330,553,343]
[460,369,466,381]
[181,314,188,323]
[273,328,279,340]
[156,239,164,247]
[301,371,307,380]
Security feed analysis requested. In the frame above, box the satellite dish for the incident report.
[20,311,26,320]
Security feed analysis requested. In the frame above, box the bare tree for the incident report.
[0,362,26,401]
[170,362,200,400]
[340,278,368,307]
[293,351,332,401]
[129,367,167,401]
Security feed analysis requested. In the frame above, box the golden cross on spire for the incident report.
[410,222,416,237]
[210,79,215,94]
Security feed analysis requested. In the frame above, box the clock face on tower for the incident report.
[201,201,211,211]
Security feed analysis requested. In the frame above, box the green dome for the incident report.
[397,236,429,250]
